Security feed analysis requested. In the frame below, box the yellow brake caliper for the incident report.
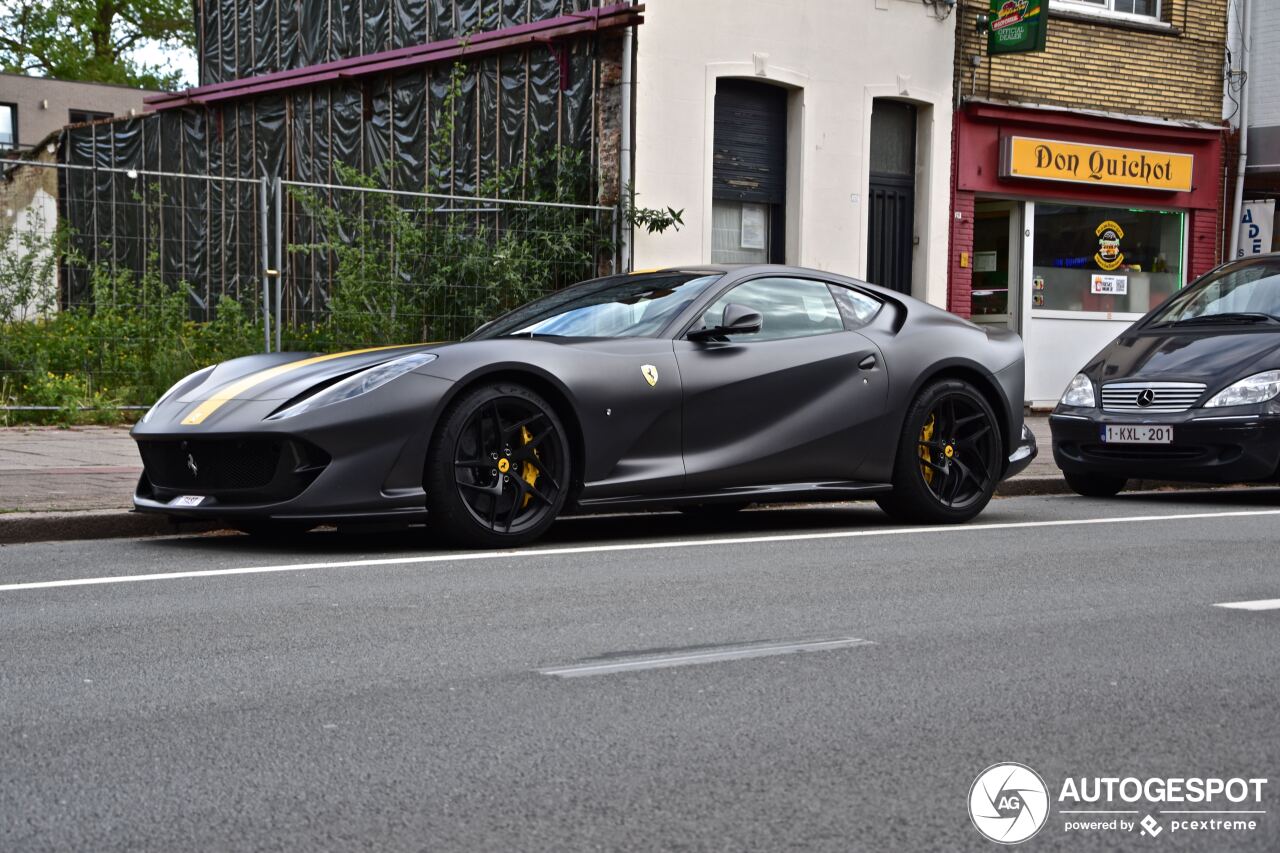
[520,425,539,507]
[918,413,936,485]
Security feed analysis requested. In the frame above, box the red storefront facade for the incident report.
[947,101,1225,406]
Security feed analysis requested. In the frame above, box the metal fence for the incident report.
[0,159,616,417]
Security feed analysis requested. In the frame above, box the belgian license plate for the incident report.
[170,495,206,507]
[1102,425,1174,444]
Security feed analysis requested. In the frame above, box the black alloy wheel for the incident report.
[426,383,571,547]
[877,379,1002,524]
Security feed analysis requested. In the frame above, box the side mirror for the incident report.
[689,302,763,340]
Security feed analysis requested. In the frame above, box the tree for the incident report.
[0,0,194,90]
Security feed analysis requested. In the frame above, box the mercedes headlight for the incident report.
[1059,373,1097,408]
[1203,370,1280,408]
[267,352,438,420]
[142,365,216,423]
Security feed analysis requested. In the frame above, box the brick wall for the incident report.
[954,0,1229,124]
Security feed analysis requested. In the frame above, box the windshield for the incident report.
[1150,258,1280,325]
[467,272,723,340]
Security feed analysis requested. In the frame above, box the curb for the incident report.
[0,477,1256,545]
[0,510,221,546]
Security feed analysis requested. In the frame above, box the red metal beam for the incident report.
[146,3,643,111]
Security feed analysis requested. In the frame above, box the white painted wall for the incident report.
[1,186,59,322]
[1246,0,1280,130]
[630,0,956,308]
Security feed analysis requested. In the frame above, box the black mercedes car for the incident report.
[132,265,1036,546]
[1051,254,1280,496]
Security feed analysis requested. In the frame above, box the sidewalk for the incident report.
[0,416,1068,543]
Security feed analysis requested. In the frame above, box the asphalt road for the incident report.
[1,490,1279,852]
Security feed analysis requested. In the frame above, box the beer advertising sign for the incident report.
[988,0,1049,55]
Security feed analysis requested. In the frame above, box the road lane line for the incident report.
[4,507,1280,594]
[538,637,874,677]
[1213,599,1280,611]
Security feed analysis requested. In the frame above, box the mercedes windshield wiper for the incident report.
[1161,312,1280,327]
[497,331,564,338]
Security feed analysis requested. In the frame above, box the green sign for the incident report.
[988,0,1049,55]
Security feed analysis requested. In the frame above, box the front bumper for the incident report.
[1050,406,1280,483]
[1004,422,1038,480]
[130,373,454,523]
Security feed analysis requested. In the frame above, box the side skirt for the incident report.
[573,480,893,511]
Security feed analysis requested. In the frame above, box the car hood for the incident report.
[176,343,443,405]
[1086,329,1280,386]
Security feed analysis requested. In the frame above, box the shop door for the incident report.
[970,200,1022,333]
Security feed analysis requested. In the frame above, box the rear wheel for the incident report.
[1063,471,1127,498]
[876,379,1002,524]
[425,383,572,548]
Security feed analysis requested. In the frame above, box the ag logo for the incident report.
[641,364,659,387]
[969,763,1049,844]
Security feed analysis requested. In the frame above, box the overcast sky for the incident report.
[132,41,199,89]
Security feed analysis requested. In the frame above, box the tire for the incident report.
[1063,471,1127,498]
[876,379,1003,524]
[425,382,572,548]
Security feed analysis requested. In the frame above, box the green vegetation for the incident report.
[0,0,194,89]
[1,144,631,425]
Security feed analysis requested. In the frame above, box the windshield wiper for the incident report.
[1167,312,1280,327]
[498,331,563,339]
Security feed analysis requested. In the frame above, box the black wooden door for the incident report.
[867,176,914,294]
[866,100,916,295]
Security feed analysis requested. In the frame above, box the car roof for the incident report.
[637,263,846,278]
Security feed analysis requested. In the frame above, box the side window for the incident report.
[699,277,844,342]
[829,284,882,329]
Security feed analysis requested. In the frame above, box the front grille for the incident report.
[1101,382,1206,413]
[138,439,284,492]
[1081,443,1208,462]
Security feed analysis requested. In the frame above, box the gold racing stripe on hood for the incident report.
[180,344,420,426]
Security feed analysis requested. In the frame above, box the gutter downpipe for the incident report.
[620,15,634,272]
[1229,0,1251,260]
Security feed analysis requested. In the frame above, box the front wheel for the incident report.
[425,383,572,548]
[876,379,1002,524]
[1063,471,1127,498]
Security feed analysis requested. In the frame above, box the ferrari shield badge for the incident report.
[641,364,659,387]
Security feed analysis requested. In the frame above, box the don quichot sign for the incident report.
[1000,136,1193,192]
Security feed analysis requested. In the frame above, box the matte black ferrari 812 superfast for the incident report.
[132,265,1037,546]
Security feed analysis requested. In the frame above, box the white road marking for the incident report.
[1213,599,1280,611]
[3,507,1280,594]
[538,637,874,678]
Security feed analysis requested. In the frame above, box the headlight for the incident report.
[1203,370,1280,408]
[266,352,437,420]
[142,365,216,423]
[1059,373,1097,408]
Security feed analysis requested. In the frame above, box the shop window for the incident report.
[0,103,16,150]
[1032,204,1183,315]
[1058,0,1161,22]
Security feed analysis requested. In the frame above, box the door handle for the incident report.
[858,355,877,370]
